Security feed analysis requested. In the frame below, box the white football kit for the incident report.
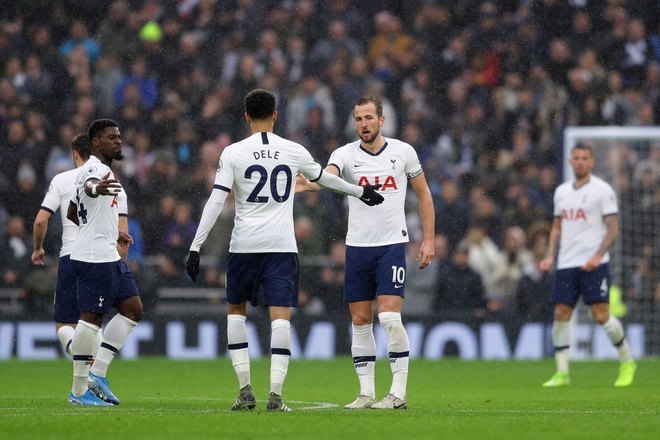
[553,175,618,270]
[327,138,423,247]
[191,131,363,253]
[70,156,127,263]
[40,168,81,258]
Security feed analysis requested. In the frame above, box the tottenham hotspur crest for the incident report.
[98,296,104,307]
[390,158,396,170]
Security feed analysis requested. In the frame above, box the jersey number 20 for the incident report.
[245,164,292,203]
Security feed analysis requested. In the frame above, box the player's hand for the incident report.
[539,255,554,272]
[359,184,384,206]
[416,239,435,269]
[95,172,123,196]
[31,248,45,266]
[295,173,308,194]
[117,230,134,248]
[186,250,200,282]
[580,254,601,272]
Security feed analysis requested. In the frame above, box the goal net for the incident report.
[563,127,660,356]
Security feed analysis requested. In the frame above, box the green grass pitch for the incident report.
[1,358,658,440]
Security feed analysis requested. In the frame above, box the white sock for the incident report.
[351,323,376,400]
[57,326,75,357]
[378,312,409,400]
[92,326,103,359]
[71,320,100,396]
[227,314,251,389]
[90,314,137,378]
[601,316,632,364]
[270,319,291,396]
[552,321,570,374]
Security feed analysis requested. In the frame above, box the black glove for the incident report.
[359,184,384,206]
[186,251,200,282]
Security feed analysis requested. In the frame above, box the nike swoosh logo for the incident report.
[353,164,363,167]
[394,284,403,289]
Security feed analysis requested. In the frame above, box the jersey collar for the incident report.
[359,141,388,156]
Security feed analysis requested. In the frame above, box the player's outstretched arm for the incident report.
[313,169,384,205]
[85,172,123,198]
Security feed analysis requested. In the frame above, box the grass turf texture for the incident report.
[1,358,658,440]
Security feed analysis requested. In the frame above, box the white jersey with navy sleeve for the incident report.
[69,156,124,263]
[40,168,80,258]
[328,138,423,247]
[212,131,328,253]
[553,175,618,270]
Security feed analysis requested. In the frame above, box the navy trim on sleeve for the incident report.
[213,184,231,193]
[309,169,324,183]
[118,213,128,217]
[326,163,341,175]
[603,212,618,218]
[84,176,99,184]
[40,206,54,215]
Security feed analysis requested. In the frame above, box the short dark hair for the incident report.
[88,118,119,140]
[244,89,276,121]
[353,96,383,118]
[572,142,593,157]
[71,133,91,160]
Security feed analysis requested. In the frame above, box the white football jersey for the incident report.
[70,156,128,263]
[553,175,618,269]
[328,138,423,247]
[40,168,80,257]
[215,131,326,253]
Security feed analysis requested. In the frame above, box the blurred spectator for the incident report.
[434,178,471,251]
[114,58,158,109]
[465,220,503,312]
[317,240,348,315]
[494,226,534,311]
[433,240,488,317]
[309,20,360,75]
[95,0,136,63]
[60,20,100,64]
[403,236,443,316]
[515,244,553,322]
[93,55,123,115]
[162,200,198,263]
[286,74,336,138]
[0,216,30,287]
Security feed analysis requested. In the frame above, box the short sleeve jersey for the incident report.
[328,138,423,247]
[40,168,80,257]
[553,175,618,269]
[70,156,127,263]
[214,131,323,253]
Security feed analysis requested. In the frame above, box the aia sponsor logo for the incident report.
[561,208,587,221]
[358,176,397,190]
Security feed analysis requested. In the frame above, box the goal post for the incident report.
[562,126,660,357]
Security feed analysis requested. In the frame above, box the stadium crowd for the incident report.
[1,0,659,320]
